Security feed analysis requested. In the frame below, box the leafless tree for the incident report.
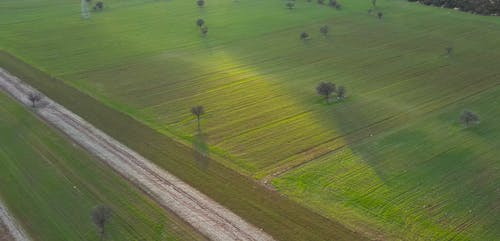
[28,92,41,108]
[460,110,480,128]
[91,205,112,241]
[191,106,205,131]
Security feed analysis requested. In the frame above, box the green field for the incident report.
[1,0,499,240]
[0,92,205,240]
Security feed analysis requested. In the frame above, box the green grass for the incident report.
[0,52,364,241]
[0,93,205,241]
[274,85,500,240]
[1,0,499,240]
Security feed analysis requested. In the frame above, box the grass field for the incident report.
[0,92,205,240]
[1,0,499,240]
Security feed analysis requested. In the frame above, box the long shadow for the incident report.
[192,131,210,171]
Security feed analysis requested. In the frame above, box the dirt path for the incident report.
[0,68,275,241]
[0,198,31,241]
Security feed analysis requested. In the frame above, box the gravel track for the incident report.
[0,68,275,241]
[0,198,31,241]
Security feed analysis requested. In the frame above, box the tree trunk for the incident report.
[99,225,105,241]
[197,116,201,131]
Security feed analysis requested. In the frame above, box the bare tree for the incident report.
[337,86,346,100]
[197,0,205,8]
[320,25,329,37]
[91,205,112,241]
[300,32,309,41]
[28,92,41,108]
[196,18,205,28]
[460,110,480,128]
[377,12,383,19]
[286,1,295,10]
[191,106,205,131]
[316,82,336,103]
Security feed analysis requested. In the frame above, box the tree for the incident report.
[300,32,309,41]
[318,0,325,5]
[28,92,41,108]
[200,25,208,36]
[377,12,383,19]
[316,82,336,103]
[197,0,205,8]
[446,47,453,55]
[91,205,112,241]
[95,1,104,10]
[372,0,377,7]
[337,86,346,100]
[196,18,205,28]
[191,106,205,131]
[320,25,329,37]
[460,110,480,128]
[286,1,295,10]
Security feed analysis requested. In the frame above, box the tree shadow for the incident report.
[192,131,210,171]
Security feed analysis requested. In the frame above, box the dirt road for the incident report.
[0,198,30,241]
[0,68,275,241]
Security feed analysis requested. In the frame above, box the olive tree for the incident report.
[316,82,336,103]
[95,1,103,10]
[300,32,309,41]
[446,47,453,55]
[197,0,205,8]
[196,18,205,28]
